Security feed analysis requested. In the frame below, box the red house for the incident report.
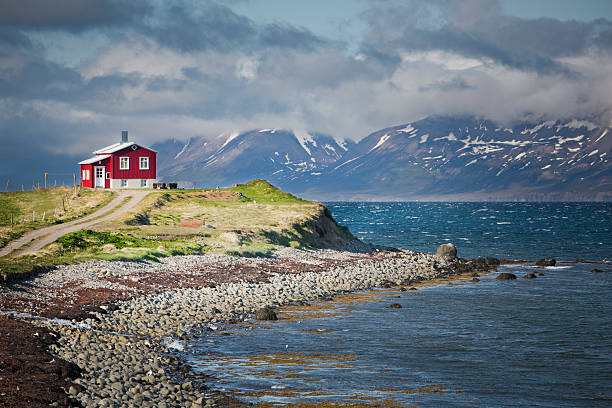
[79,131,157,189]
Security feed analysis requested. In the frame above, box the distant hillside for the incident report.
[153,117,611,201]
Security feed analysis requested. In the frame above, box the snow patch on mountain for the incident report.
[554,134,584,144]
[174,138,191,159]
[594,129,608,144]
[397,124,415,133]
[293,130,316,155]
[514,152,527,160]
[220,131,241,150]
[333,155,361,170]
[337,139,349,151]
[434,132,457,142]
[369,133,391,152]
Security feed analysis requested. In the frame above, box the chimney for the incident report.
[121,130,128,143]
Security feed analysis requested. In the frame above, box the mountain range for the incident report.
[152,116,611,201]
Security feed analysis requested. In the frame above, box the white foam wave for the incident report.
[164,337,186,351]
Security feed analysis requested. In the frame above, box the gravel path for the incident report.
[0,190,149,257]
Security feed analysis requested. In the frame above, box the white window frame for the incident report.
[121,179,127,187]
[139,157,149,170]
[140,179,147,187]
[106,172,110,179]
[82,170,88,180]
[120,157,129,170]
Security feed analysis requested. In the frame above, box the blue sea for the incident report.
[188,202,612,407]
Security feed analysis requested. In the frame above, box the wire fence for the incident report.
[4,172,79,193]
[2,173,83,226]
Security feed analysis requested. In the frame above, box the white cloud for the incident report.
[401,51,485,71]
[81,37,197,80]
[235,57,259,80]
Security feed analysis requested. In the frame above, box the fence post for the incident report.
[10,213,13,225]
[62,197,65,211]
[32,210,35,222]
[42,211,45,221]
[45,173,48,189]
[73,173,76,195]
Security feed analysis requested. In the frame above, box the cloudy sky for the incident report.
[1,0,611,187]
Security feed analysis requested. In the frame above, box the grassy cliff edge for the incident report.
[0,180,357,282]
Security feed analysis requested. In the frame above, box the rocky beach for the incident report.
[0,243,498,407]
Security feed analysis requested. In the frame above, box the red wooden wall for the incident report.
[110,146,156,180]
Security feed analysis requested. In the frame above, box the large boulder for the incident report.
[485,257,501,266]
[255,307,278,321]
[380,280,395,288]
[496,272,517,280]
[535,258,556,267]
[385,303,402,309]
[436,243,457,260]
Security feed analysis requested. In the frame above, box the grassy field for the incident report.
[0,180,355,283]
[0,187,115,248]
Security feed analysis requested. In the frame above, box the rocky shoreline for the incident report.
[1,244,498,407]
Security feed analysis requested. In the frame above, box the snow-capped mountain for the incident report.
[303,116,611,200]
[153,129,354,187]
[153,117,611,200]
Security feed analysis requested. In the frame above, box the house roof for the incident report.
[93,142,157,154]
[78,154,111,165]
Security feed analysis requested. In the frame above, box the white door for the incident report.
[94,166,105,188]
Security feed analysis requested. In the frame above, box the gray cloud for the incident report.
[142,3,256,52]
[258,22,329,50]
[0,0,150,30]
[0,26,33,50]
[138,2,330,53]
[360,0,612,74]
[419,76,473,92]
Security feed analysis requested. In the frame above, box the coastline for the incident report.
[0,244,498,407]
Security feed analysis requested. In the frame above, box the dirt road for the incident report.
[0,190,149,257]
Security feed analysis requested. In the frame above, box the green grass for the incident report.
[225,243,275,258]
[0,198,20,224]
[56,229,203,256]
[0,229,206,281]
[0,187,113,225]
[231,179,309,204]
[0,187,115,248]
